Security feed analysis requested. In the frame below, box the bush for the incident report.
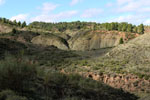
[42,72,137,100]
[0,55,37,98]
[12,28,17,34]
[0,90,28,100]
[0,55,138,100]
[119,38,124,44]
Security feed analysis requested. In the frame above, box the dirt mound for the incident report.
[0,24,12,33]
[31,34,69,50]
[69,30,136,51]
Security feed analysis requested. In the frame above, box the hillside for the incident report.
[0,19,143,51]
[0,23,13,33]
[71,32,150,98]
[0,18,149,100]
[69,30,137,51]
[31,34,69,50]
[106,32,150,78]
[0,37,138,100]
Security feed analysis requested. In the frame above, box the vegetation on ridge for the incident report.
[0,17,26,28]
[0,17,149,99]
[29,21,144,34]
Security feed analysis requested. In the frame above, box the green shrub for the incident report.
[12,28,17,34]
[0,55,37,98]
[0,90,28,100]
[119,38,124,44]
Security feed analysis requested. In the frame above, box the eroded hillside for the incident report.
[0,19,148,100]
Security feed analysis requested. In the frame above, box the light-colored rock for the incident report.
[31,34,69,50]
[0,24,12,33]
[69,30,128,51]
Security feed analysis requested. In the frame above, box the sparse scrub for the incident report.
[0,55,138,100]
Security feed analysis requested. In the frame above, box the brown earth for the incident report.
[69,30,138,51]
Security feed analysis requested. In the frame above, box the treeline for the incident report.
[0,17,27,28]
[29,21,144,34]
[28,21,92,32]
[101,22,144,34]
[0,17,145,34]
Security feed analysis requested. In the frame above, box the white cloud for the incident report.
[108,0,150,25]
[81,8,103,18]
[108,15,146,25]
[138,7,150,13]
[70,0,82,6]
[41,3,58,14]
[116,0,150,13]
[144,19,150,25]
[31,10,78,22]
[10,14,29,22]
[117,0,133,5]
[0,0,5,5]
[106,2,113,7]
[30,2,78,22]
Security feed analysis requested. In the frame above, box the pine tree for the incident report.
[18,21,21,27]
[13,20,17,25]
[2,18,6,23]
[119,38,124,44]
[122,23,127,32]
[138,24,144,34]
[22,21,27,28]
[133,25,137,33]
[12,28,17,34]
[118,24,122,31]
[127,24,132,32]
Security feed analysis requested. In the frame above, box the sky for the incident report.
[0,0,150,25]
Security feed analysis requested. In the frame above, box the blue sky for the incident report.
[0,0,150,25]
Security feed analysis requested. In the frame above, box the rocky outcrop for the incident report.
[68,30,136,51]
[31,34,69,50]
[57,33,71,40]
[28,30,137,51]
[82,72,150,93]
[61,68,150,94]
[0,24,12,33]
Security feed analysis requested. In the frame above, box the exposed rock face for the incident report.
[31,34,69,50]
[68,30,135,51]
[61,68,150,94]
[29,30,137,51]
[57,33,71,40]
[0,24,12,33]
[107,33,150,61]
[83,72,150,93]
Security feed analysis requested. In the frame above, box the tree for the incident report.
[133,25,137,33]
[18,21,21,27]
[118,24,122,31]
[110,23,115,30]
[107,24,112,31]
[119,38,124,44]
[13,20,17,25]
[12,28,17,34]
[127,24,132,32]
[2,18,6,23]
[138,24,144,34]
[22,21,26,28]
[122,23,127,32]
